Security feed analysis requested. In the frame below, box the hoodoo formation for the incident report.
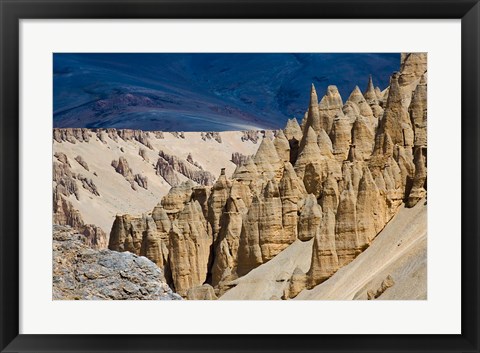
[53,53,427,300]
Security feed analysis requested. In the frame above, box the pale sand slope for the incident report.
[54,131,261,233]
[219,200,427,300]
[219,239,314,300]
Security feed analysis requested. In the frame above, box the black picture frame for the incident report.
[1,1,479,352]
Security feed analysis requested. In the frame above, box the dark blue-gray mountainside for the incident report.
[53,53,400,131]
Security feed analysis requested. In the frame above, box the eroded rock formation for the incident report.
[112,156,137,190]
[53,128,156,149]
[106,53,427,299]
[159,150,215,186]
[53,155,106,248]
[138,147,149,162]
[156,157,180,186]
[241,130,261,144]
[201,131,222,143]
[231,152,252,167]
[53,128,92,143]
[75,155,89,171]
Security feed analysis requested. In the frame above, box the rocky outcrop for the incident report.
[307,209,338,288]
[258,180,289,261]
[298,194,322,241]
[241,130,260,144]
[112,156,136,190]
[134,174,148,190]
[53,128,153,147]
[186,153,203,170]
[54,128,166,147]
[74,155,89,171]
[232,157,259,184]
[284,267,308,299]
[236,192,264,276]
[253,137,283,181]
[284,118,303,163]
[318,85,343,135]
[53,128,92,143]
[53,156,106,248]
[406,147,427,207]
[143,205,171,270]
[273,130,291,163]
[367,274,395,300]
[364,75,378,105]
[53,192,107,249]
[330,116,352,161]
[54,152,71,166]
[352,116,375,160]
[237,179,292,276]
[53,189,84,229]
[155,157,180,186]
[161,181,195,216]
[53,225,180,300]
[399,53,428,91]
[303,84,321,134]
[279,162,305,244]
[207,168,231,242]
[108,214,149,255]
[138,147,149,162]
[355,166,385,247]
[346,86,376,130]
[201,131,222,143]
[294,127,321,181]
[335,181,361,266]
[77,174,100,196]
[186,284,218,300]
[80,224,109,250]
[154,131,165,139]
[111,156,150,190]
[284,118,303,141]
[170,131,185,139]
[364,75,384,120]
[409,74,427,147]
[376,72,414,147]
[53,161,80,200]
[168,201,213,296]
[159,150,215,186]
[210,181,250,288]
[117,129,154,149]
[231,152,252,167]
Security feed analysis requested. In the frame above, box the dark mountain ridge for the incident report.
[54,53,399,131]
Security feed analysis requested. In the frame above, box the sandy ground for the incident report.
[219,239,314,300]
[54,131,261,233]
[219,200,427,300]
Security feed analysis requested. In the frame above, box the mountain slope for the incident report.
[53,53,399,131]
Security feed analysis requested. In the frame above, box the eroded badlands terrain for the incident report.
[53,53,427,300]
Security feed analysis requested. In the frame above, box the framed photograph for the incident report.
[1,0,479,352]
